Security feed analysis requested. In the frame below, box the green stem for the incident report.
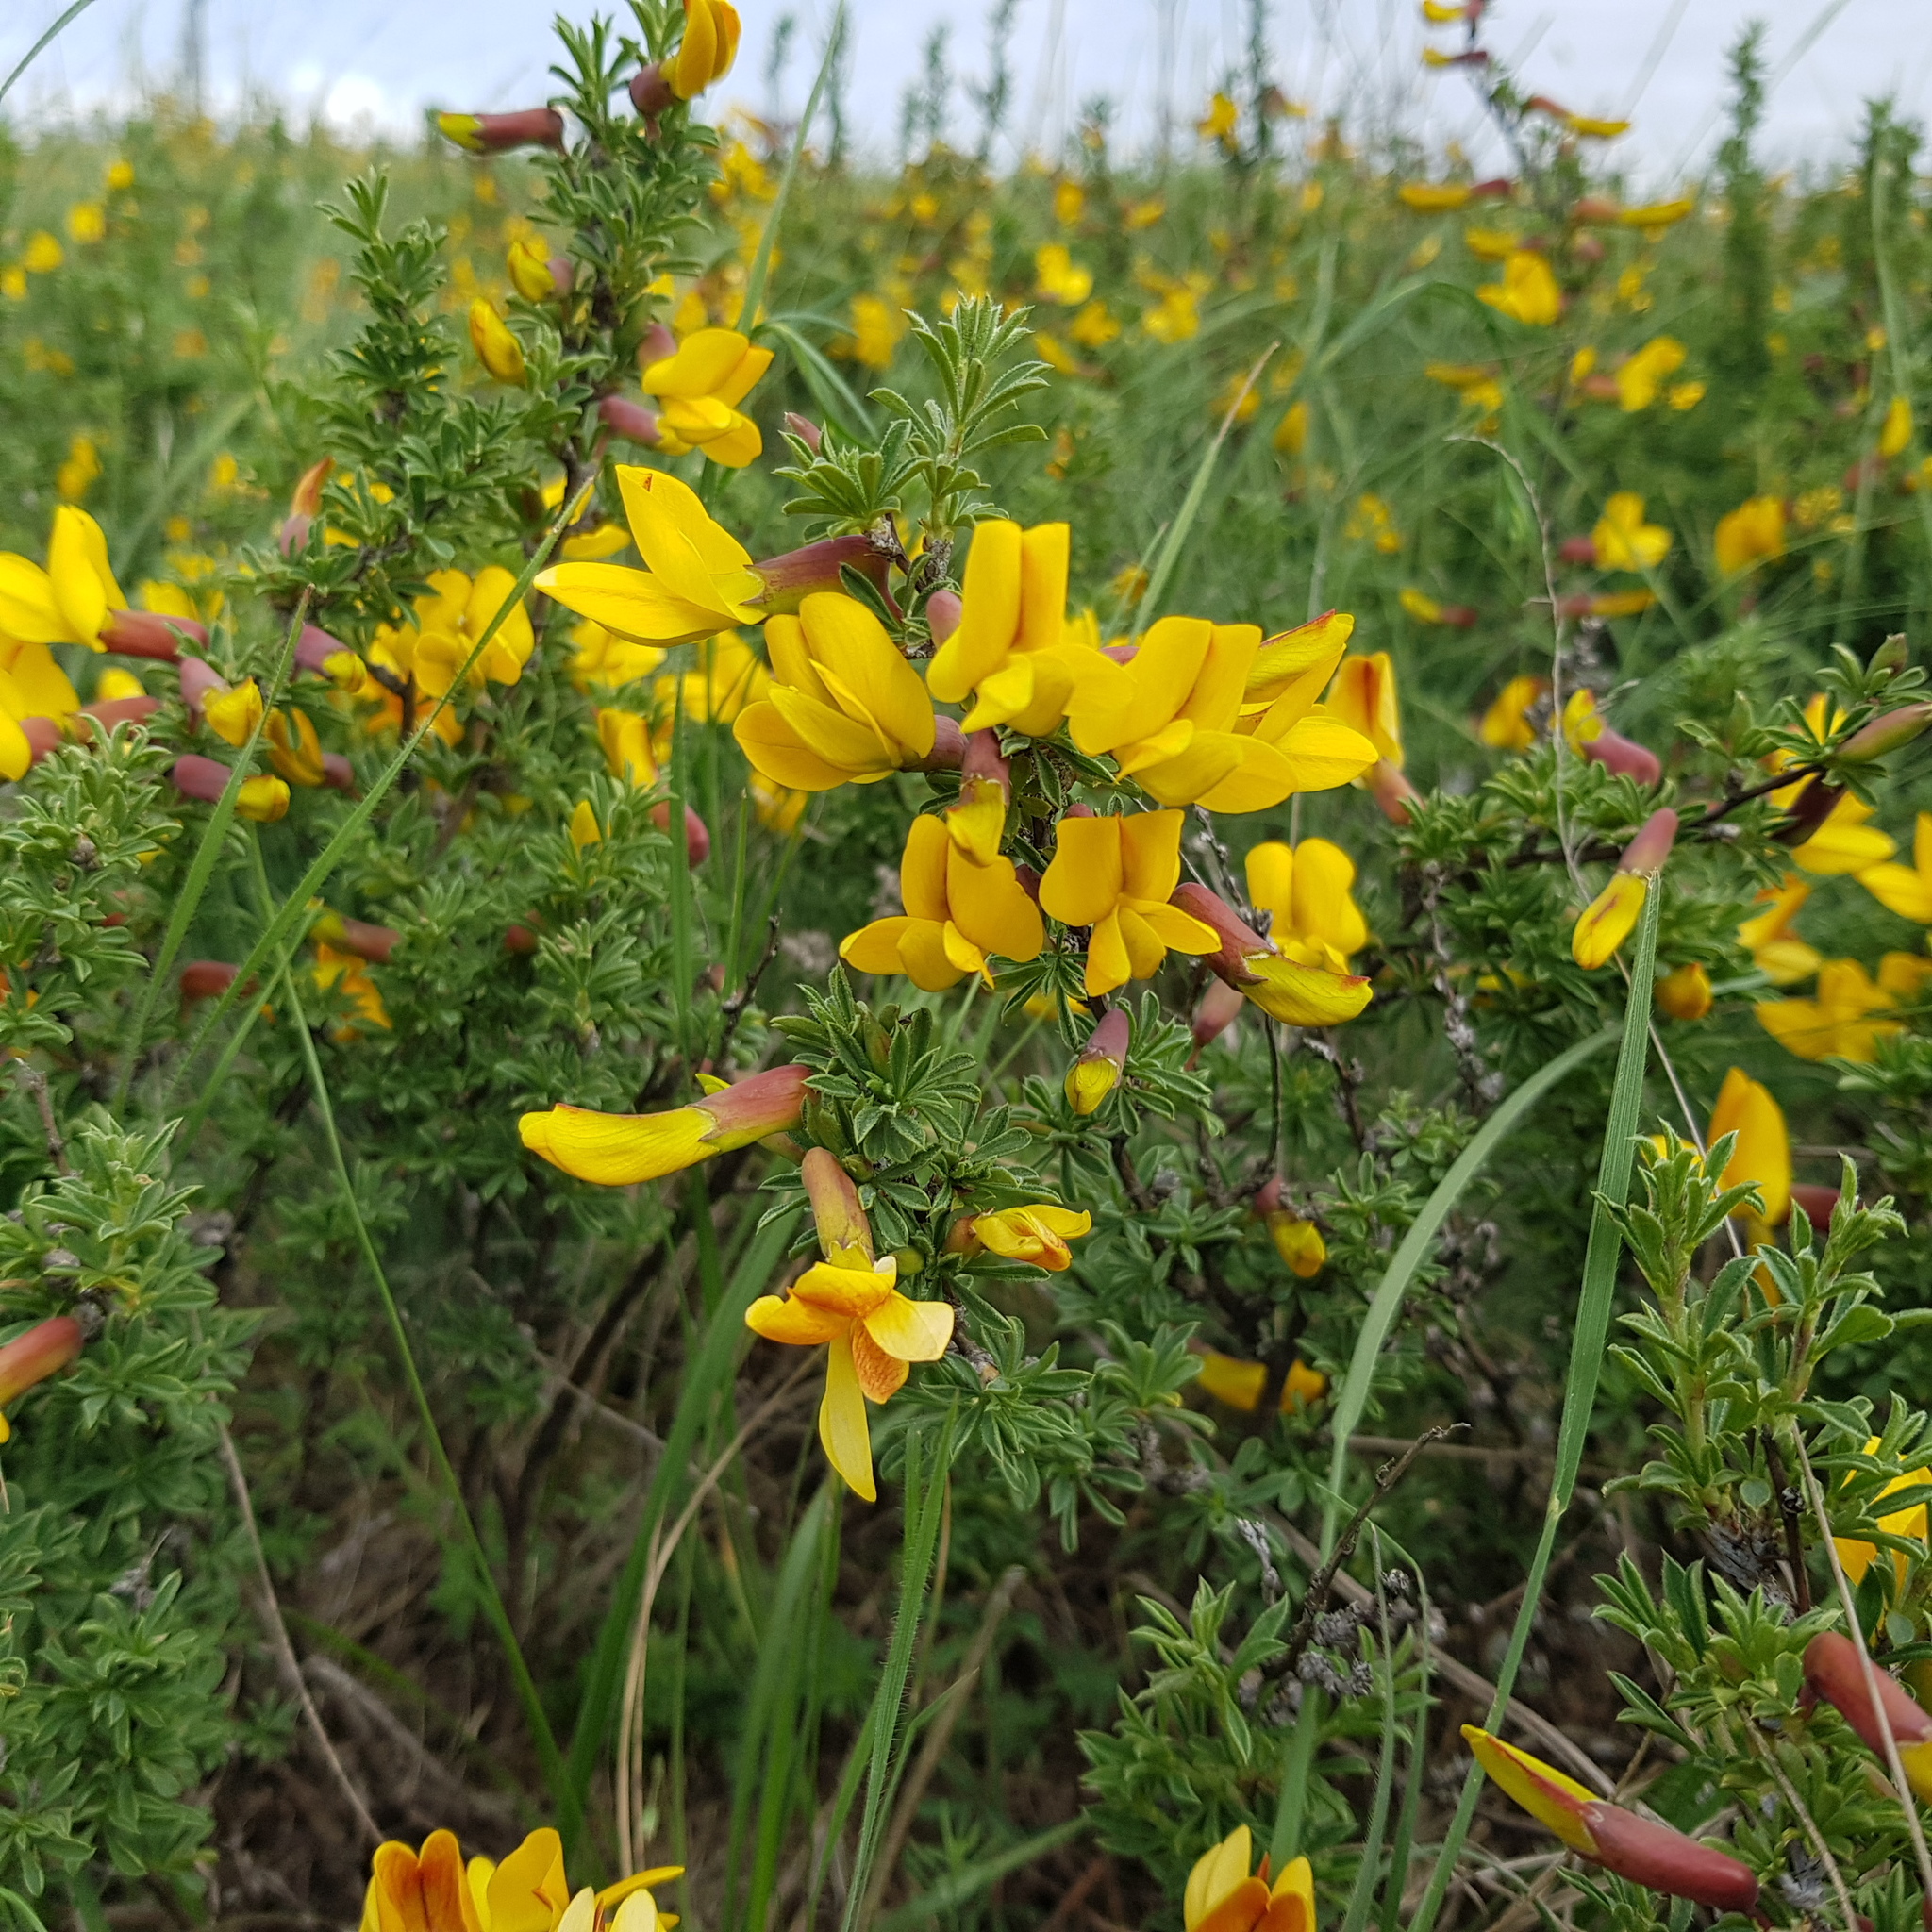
[1407,881,1663,1932]
[741,5,842,335]
[243,834,567,1807]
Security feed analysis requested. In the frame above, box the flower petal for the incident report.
[819,1332,876,1501]
[519,1103,712,1185]
[746,1294,851,1345]
[863,1291,955,1361]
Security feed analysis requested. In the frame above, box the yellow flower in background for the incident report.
[1656,961,1713,1020]
[1477,249,1561,326]
[372,567,534,700]
[1739,877,1822,984]
[539,475,633,560]
[1619,195,1696,231]
[67,202,106,244]
[1707,1067,1790,1234]
[1195,1351,1326,1412]
[468,299,526,385]
[1142,276,1206,343]
[1245,840,1368,972]
[1757,955,1932,1062]
[745,1256,952,1503]
[23,232,63,275]
[926,520,1091,734]
[667,0,742,97]
[1592,492,1670,570]
[1790,793,1895,875]
[969,1204,1093,1272]
[1833,1436,1929,1590]
[1181,1825,1314,1932]
[54,435,102,503]
[1067,616,1375,811]
[1862,813,1932,922]
[1069,299,1121,348]
[849,293,907,369]
[1714,494,1786,575]
[1479,674,1548,752]
[1034,243,1093,306]
[569,617,667,691]
[313,941,389,1039]
[539,466,762,647]
[106,160,135,192]
[1040,810,1220,996]
[1344,493,1401,554]
[1669,380,1707,410]
[596,708,658,786]
[1398,181,1471,211]
[1324,653,1402,767]
[840,813,1043,991]
[1614,336,1686,411]
[1881,395,1914,459]
[733,591,935,791]
[655,629,769,724]
[1273,401,1309,455]
[1198,92,1239,143]
[641,326,773,468]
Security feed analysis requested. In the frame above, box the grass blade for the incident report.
[1321,1023,1620,1552]
[0,0,101,107]
[1407,883,1664,1932]
[871,1819,1088,1932]
[739,5,841,333]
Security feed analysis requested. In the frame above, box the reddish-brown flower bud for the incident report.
[1365,758,1420,824]
[1804,1631,1932,1799]
[651,799,710,863]
[436,108,566,154]
[753,535,889,613]
[803,1146,874,1265]
[637,322,678,370]
[1470,175,1514,199]
[0,1315,86,1437]
[19,716,61,763]
[1582,725,1662,785]
[1559,536,1599,564]
[101,609,201,660]
[73,696,158,743]
[1619,807,1679,875]
[322,754,356,792]
[628,65,676,117]
[1190,977,1246,1059]
[598,395,663,442]
[1792,1181,1851,1226]
[310,911,398,964]
[505,924,541,956]
[1840,702,1932,763]
[783,412,824,453]
[1572,195,1623,224]
[178,657,225,717]
[180,960,242,1001]
[925,589,962,645]
[910,717,967,773]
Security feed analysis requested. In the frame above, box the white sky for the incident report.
[3,0,1929,185]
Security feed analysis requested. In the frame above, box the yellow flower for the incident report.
[373,567,535,702]
[521,1064,810,1187]
[313,941,389,1039]
[1833,1436,1928,1590]
[1245,840,1367,972]
[569,617,667,690]
[733,592,935,791]
[840,813,1043,990]
[538,466,763,648]
[1572,809,1678,971]
[1324,653,1402,767]
[0,506,126,651]
[570,800,603,852]
[1618,196,1696,231]
[1565,114,1629,139]
[23,232,63,275]
[55,434,102,504]
[1708,1067,1790,1235]
[1713,494,1785,575]
[508,237,558,302]
[468,299,526,385]
[1273,401,1309,455]
[1066,616,1376,811]
[668,0,742,98]
[1054,178,1086,225]
[359,1826,681,1932]
[1069,299,1120,348]
[596,708,658,785]
[641,327,774,468]
[1195,1352,1326,1413]
[1142,282,1204,343]
[1344,493,1401,553]
[926,520,1093,736]
[746,1256,952,1502]
[266,708,328,788]
[1197,92,1239,142]
[1040,810,1220,997]
[1668,381,1707,411]
[66,202,106,244]
[1592,493,1670,570]
[1478,674,1547,752]
[849,294,907,370]
[1034,243,1093,306]
[1614,336,1687,411]
[1738,877,1822,985]
[1477,250,1562,326]
[204,677,264,748]
[1757,955,1931,1063]
[1881,396,1914,459]
[1181,1825,1314,1932]
[1861,812,1932,922]
[1791,793,1896,876]
[1065,1008,1129,1115]
[969,1204,1093,1273]
[106,160,135,192]
[1655,961,1713,1021]
[1398,181,1471,211]
[1462,227,1519,262]
[1179,882,1374,1026]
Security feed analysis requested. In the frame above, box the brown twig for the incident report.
[15,1067,70,1175]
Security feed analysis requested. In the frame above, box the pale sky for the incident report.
[4,0,1929,185]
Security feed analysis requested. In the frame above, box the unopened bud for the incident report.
[1804,1631,1932,1800]
[1190,977,1245,1058]
[752,535,887,613]
[599,395,663,442]
[783,411,824,453]
[1840,701,1932,763]
[436,108,566,154]
[926,589,962,645]
[1581,724,1663,785]
[309,909,398,964]
[802,1146,874,1266]
[910,717,967,774]
[1364,758,1419,824]
[0,1316,87,1438]
[1065,1007,1129,1116]
[1620,807,1679,875]
[1558,536,1599,564]
[637,322,678,371]
[295,625,349,677]
[101,609,201,660]
[628,64,676,117]
[1791,1181,1850,1226]
[178,657,226,718]
[650,799,710,863]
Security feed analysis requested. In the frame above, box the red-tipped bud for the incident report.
[546,257,574,297]
[101,609,200,660]
[752,535,889,613]
[1525,94,1572,119]
[322,754,356,792]
[1792,1181,1852,1226]
[289,455,334,520]
[279,514,313,556]
[180,960,241,1001]
[178,657,226,717]
[505,923,541,955]
[310,911,398,964]
[1581,1806,1763,1913]
[802,1145,874,1265]
[1066,1007,1130,1115]
[912,717,967,773]
[926,589,962,645]
[599,395,663,442]
[1365,758,1420,824]
[1804,1632,1932,1800]
[1777,776,1844,845]
[628,65,676,117]
[1619,807,1678,874]
[295,625,349,676]
[1469,175,1513,199]
[783,411,824,453]
[698,1063,812,1143]
[650,799,710,863]
[1191,977,1246,1058]
[19,716,62,763]
[1840,702,1932,763]
[1559,536,1599,564]
[436,108,566,154]
[1582,726,1662,785]
[0,1316,86,1436]
[1173,882,1374,1026]
[171,754,228,804]
[74,696,158,742]
[637,322,678,370]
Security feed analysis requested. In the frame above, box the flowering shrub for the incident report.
[0,4,1931,1930]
